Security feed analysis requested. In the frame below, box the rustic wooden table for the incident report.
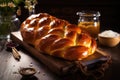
[0,41,120,80]
[0,46,61,80]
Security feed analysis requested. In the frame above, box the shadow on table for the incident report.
[21,76,38,80]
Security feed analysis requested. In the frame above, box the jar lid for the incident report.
[76,11,100,17]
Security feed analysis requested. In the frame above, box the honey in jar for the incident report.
[77,11,100,38]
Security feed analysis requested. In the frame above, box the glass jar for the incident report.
[0,14,20,40]
[76,11,100,38]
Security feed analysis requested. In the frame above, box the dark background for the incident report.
[19,0,120,32]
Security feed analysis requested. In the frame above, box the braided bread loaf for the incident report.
[20,13,97,61]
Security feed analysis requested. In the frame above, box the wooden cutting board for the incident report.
[10,31,111,76]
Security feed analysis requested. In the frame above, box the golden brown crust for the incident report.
[65,46,89,60]
[20,13,97,61]
[35,34,60,53]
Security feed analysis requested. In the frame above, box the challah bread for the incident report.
[20,13,97,61]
